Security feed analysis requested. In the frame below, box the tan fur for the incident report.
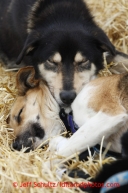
[16,67,39,96]
[38,63,63,104]
[10,67,65,149]
[10,67,128,155]
[74,63,96,94]
[88,75,126,115]
[46,73,128,165]
[10,83,62,136]
[52,52,62,63]
[74,52,84,63]
[27,0,41,33]
[110,55,128,74]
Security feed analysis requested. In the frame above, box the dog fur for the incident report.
[49,73,128,160]
[90,131,128,193]
[1,0,128,110]
[10,66,128,157]
[10,67,66,151]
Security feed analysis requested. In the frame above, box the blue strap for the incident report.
[67,114,78,134]
[100,170,128,193]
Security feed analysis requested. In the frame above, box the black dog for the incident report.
[90,131,128,193]
[68,132,128,193]
[0,0,128,110]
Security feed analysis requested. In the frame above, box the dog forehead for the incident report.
[24,88,45,108]
[74,52,84,63]
[52,52,62,63]
[12,88,42,114]
[10,96,24,115]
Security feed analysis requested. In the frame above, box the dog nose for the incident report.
[60,90,76,105]
[12,132,33,152]
[13,140,19,150]
[12,139,32,152]
[12,140,22,151]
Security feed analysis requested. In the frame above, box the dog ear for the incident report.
[93,28,116,56]
[105,50,128,74]
[16,32,41,64]
[16,66,39,95]
[92,29,128,73]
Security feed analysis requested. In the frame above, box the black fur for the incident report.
[91,158,128,193]
[67,131,128,193]
[91,131,128,193]
[121,131,128,157]
[0,0,116,106]
[0,0,115,70]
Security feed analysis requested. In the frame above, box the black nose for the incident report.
[60,90,76,105]
[12,139,32,152]
[12,131,33,152]
[13,140,19,150]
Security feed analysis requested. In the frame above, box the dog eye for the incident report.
[78,60,91,70]
[78,59,88,65]
[15,108,23,123]
[47,60,58,66]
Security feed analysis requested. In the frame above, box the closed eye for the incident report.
[78,59,89,65]
[14,108,23,123]
[46,60,58,66]
[78,60,91,70]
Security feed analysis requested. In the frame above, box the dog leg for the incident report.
[56,112,127,157]
[45,112,127,174]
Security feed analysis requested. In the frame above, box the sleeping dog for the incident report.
[1,0,128,112]
[10,66,128,157]
[10,67,66,151]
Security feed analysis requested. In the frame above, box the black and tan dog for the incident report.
[0,0,128,111]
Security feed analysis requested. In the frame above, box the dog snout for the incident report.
[12,123,45,152]
[60,90,76,105]
[13,140,20,150]
[12,138,32,152]
[12,131,34,152]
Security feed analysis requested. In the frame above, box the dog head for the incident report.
[9,67,65,151]
[15,0,121,111]
[16,30,116,112]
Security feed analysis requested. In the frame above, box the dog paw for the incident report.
[48,136,69,152]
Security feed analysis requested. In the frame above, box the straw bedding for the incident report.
[0,0,128,192]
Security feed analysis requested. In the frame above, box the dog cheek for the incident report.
[73,66,96,94]
[73,72,88,94]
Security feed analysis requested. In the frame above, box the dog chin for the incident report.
[64,107,72,114]
[56,98,72,113]
[60,104,72,114]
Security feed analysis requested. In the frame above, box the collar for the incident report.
[100,170,128,193]
[59,109,78,134]
[67,114,79,133]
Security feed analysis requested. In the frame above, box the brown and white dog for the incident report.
[10,67,128,159]
[10,67,66,151]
